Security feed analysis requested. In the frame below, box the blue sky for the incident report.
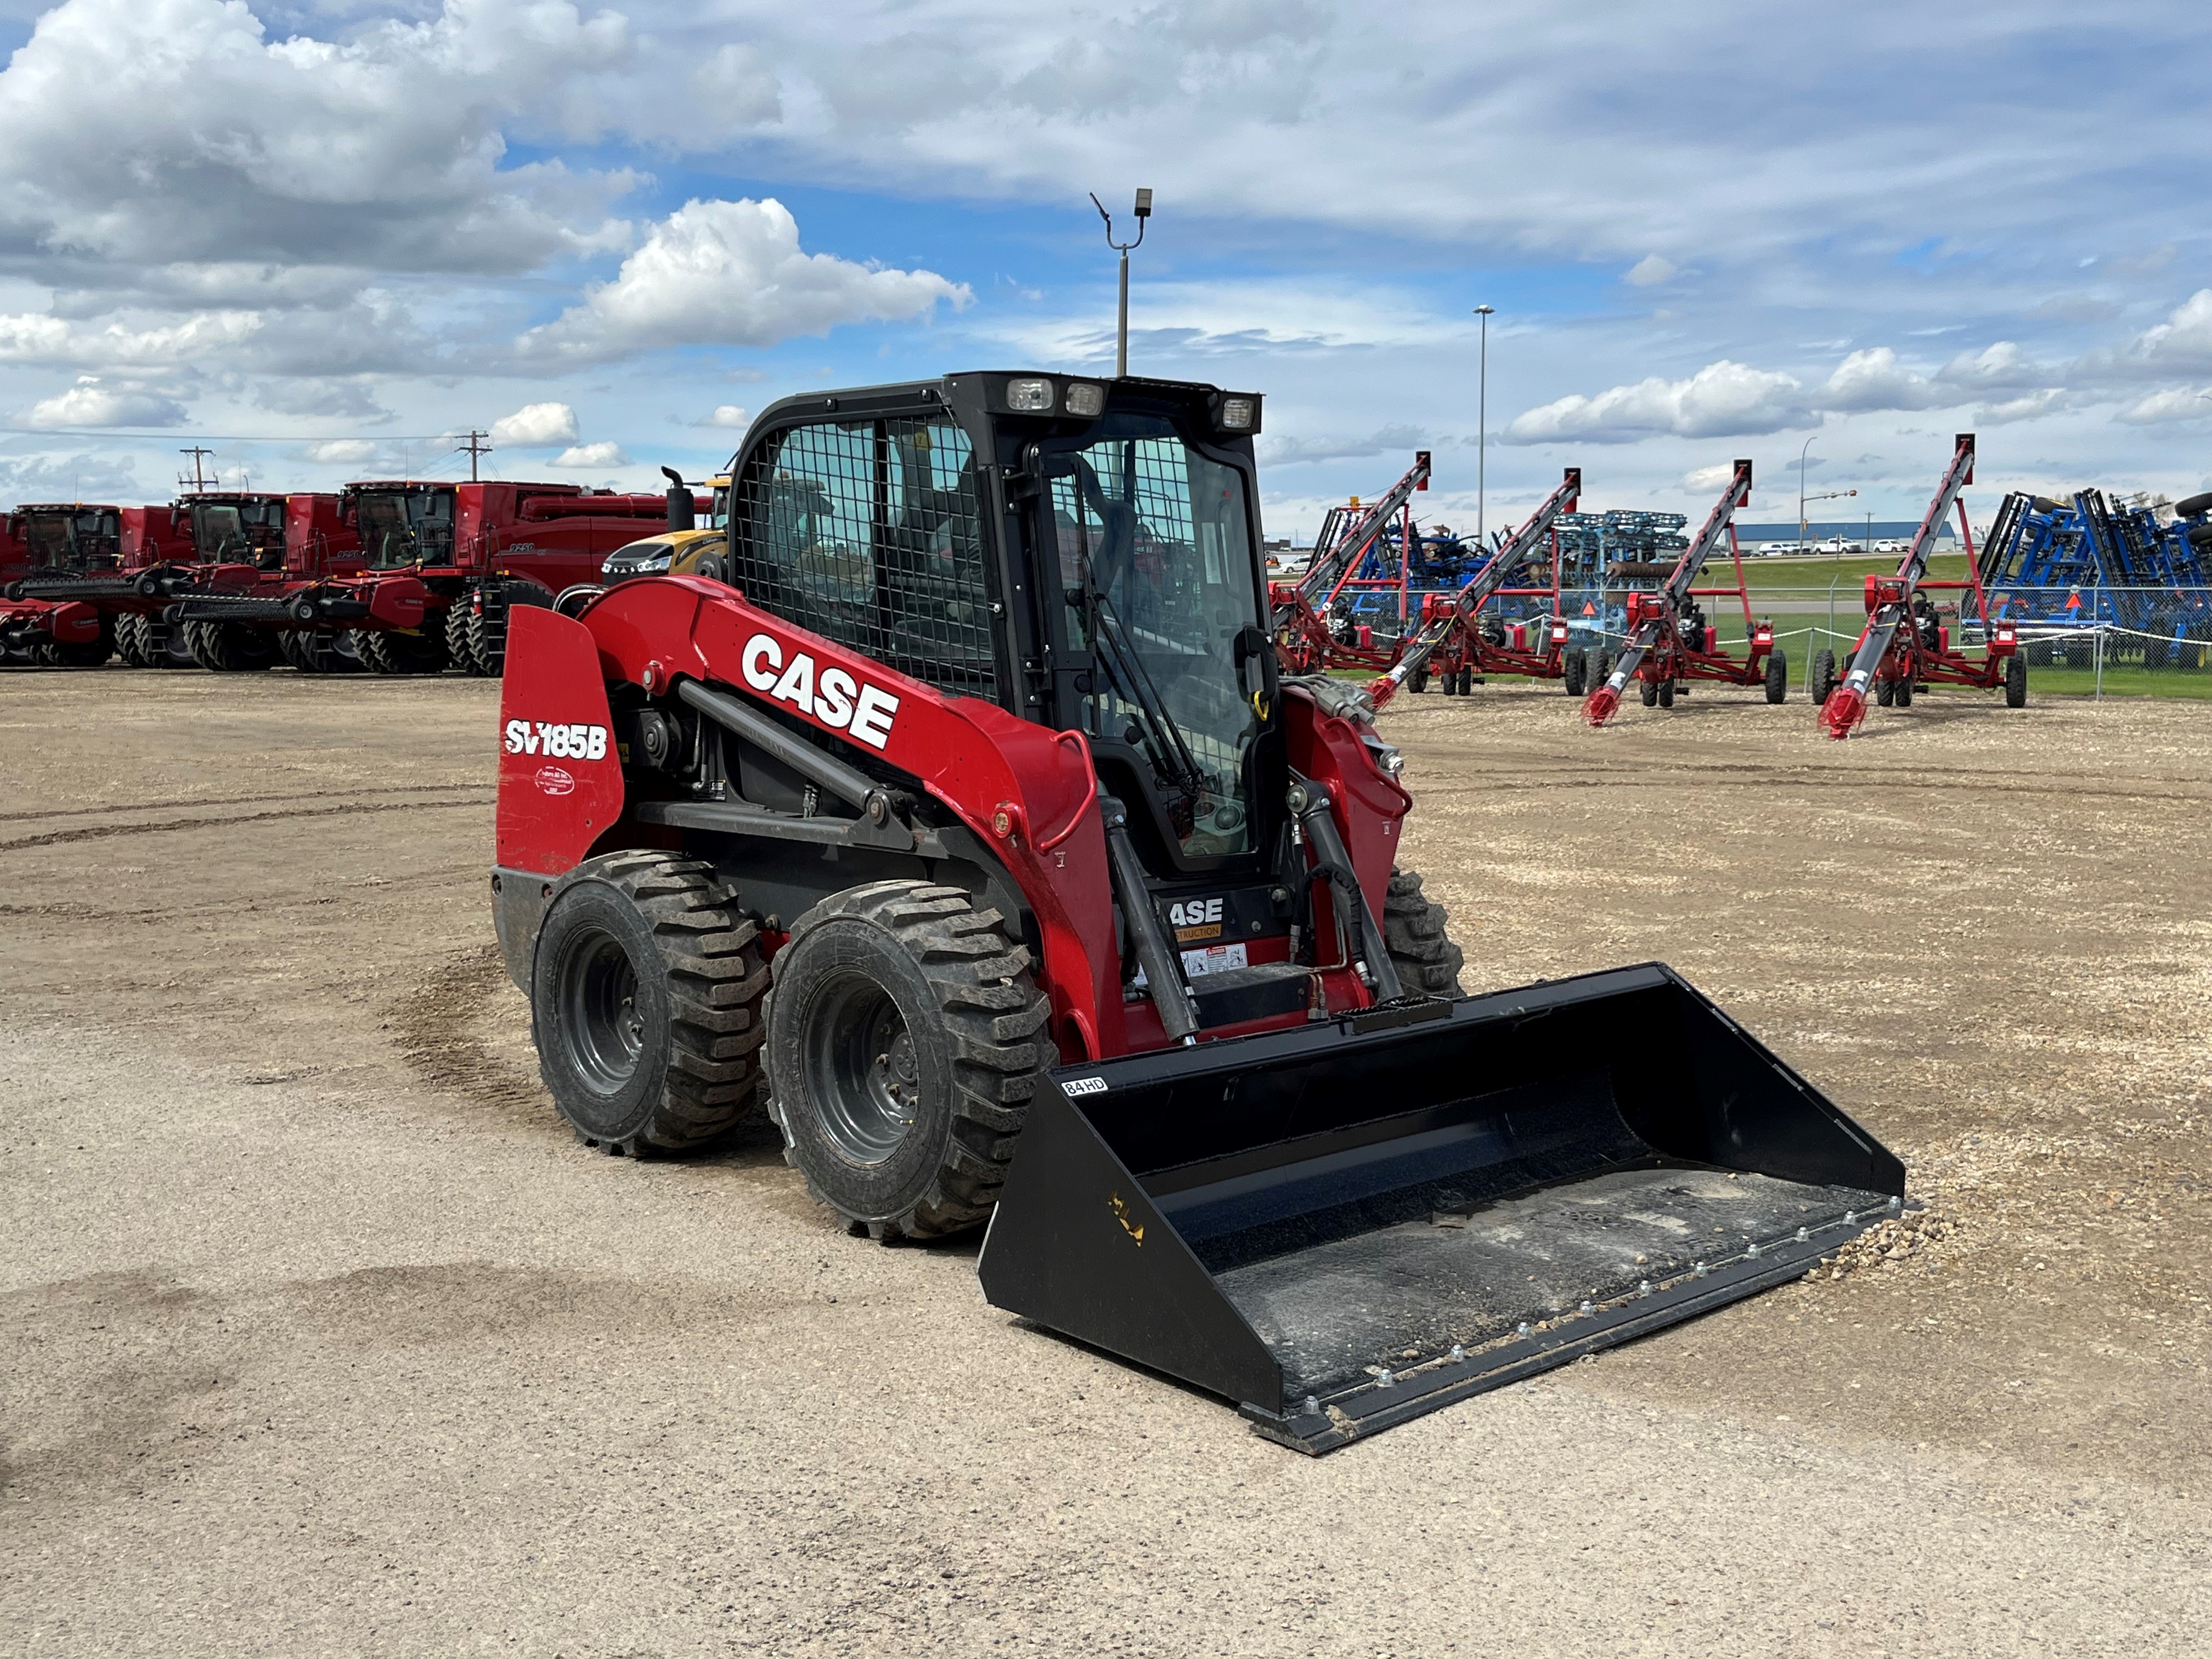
[1,0,2208,541]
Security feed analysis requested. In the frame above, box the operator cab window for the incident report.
[1046,414,1261,859]
[736,416,996,697]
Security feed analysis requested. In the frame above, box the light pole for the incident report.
[1475,304,1494,548]
[1797,436,1816,554]
[1091,189,1152,379]
[1801,488,1857,554]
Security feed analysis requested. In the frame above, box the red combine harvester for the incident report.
[1583,460,1782,724]
[174,479,680,676]
[1815,434,2024,735]
[9,492,302,670]
[1269,453,1430,673]
[0,502,123,665]
[1370,467,1584,706]
[489,370,1903,1451]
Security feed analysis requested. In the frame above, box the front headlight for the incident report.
[1006,377,1055,411]
[602,550,673,578]
[1065,381,1105,418]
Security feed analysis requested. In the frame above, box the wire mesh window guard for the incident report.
[733,416,997,697]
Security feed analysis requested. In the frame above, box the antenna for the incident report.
[455,429,493,483]
[180,445,216,492]
[1090,188,1152,379]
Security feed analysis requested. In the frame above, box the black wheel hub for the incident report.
[558,930,645,1095]
[809,974,917,1165]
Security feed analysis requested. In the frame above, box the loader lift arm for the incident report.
[1369,467,1582,709]
[1584,459,1753,725]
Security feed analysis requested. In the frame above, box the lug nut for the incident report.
[1449,1345,1466,1362]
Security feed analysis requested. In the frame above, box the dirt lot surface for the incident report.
[4,665,2208,1655]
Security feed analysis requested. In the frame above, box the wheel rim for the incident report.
[807,972,917,1165]
[557,928,645,1096]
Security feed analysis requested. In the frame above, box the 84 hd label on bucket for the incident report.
[505,720,609,761]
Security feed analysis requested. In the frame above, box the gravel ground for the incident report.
[3,665,2208,1656]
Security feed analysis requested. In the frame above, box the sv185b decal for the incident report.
[505,720,609,761]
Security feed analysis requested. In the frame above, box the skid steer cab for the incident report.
[489,370,1904,1451]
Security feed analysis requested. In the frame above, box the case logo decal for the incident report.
[740,631,901,751]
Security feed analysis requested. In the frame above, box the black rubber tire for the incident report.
[1764,649,1788,704]
[444,600,483,675]
[2005,652,2028,708]
[280,628,363,674]
[1657,678,1675,708]
[532,851,770,1155]
[1440,664,1457,696]
[33,638,110,668]
[2024,639,2053,667]
[1408,666,1429,695]
[1457,667,1472,695]
[1383,867,1464,998]
[113,612,150,668]
[1809,648,1837,706]
[139,613,196,668]
[1876,676,1897,707]
[765,881,1051,1242]
[2188,523,2212,548]
[2063,638,2091,670]
[2175,492,2212,518]
[354,625,449,675]
[1594,651,1613,686]
[183,619,277,672]
[462,578,557,678]
[1563,650,1585,697]
[1640,676,1659,707]
[1894,675,1913,707]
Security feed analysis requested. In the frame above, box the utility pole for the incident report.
[1474,305,1495,549]
[180,446,216,491]
[1091,189,1152,378]
[455,430,492,482]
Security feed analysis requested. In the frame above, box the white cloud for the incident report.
[0,0,644,275]
[2117,387,2212,425]
[553,441,629,467]
[0,309,262,365]
[517,198,969,363]
[1818,347,1946,413]
[301,439,381,465]
[1681,462,1739,492]
[2131,290,2212,370]
[698,405,751,428]
[1259,424,1429,467]
[491,402,582,447]
[26,376,188,427]
[1624,255,1678,287]
[1508,360,1809,445]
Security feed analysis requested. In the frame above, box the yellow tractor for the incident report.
[559,469,730,612]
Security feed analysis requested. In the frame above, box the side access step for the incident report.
[978,962,1903,1453]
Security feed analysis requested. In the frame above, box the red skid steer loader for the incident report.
[493,372,1904,1452]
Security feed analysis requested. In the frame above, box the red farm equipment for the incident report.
[489,369,1904,1452]
[1583,460,1784,724]
[1815,434,2024,736]
[0,503,124,665]
[1269,452,1431,673]
[173,479,681,676]
[1370,467,1585,707]
[8,492,306,670]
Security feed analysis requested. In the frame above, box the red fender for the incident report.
[500,581,1120,1062]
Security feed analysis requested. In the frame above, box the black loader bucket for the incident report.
[977,964,1904,1453]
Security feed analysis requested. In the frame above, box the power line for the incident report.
[0,428,476,443]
